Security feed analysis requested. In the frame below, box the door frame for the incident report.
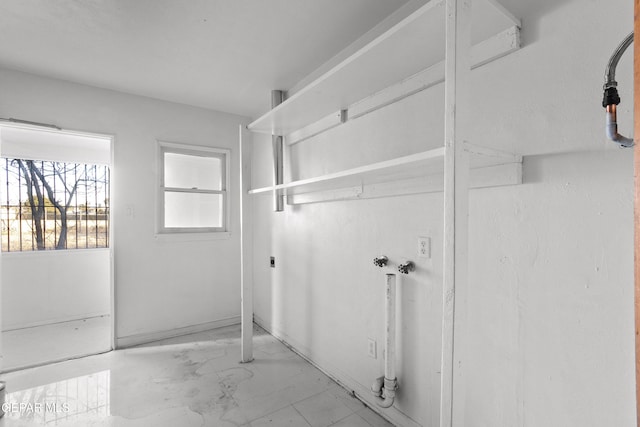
[0,122,116,370]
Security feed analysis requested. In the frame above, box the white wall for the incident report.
[251,0,635,426]
[466,151,633,427]
[0,68,250,345]
[2,250,110,330]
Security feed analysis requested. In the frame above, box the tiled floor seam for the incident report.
[292,389,358,427]
[290,405,314,427]
[239,385,308,424]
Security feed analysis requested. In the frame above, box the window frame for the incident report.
[157,141,230,235]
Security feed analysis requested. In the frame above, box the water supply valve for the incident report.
[602,85,621,108]
[397,261,415,275]
[601,32,635,148]
[373,256,388,268]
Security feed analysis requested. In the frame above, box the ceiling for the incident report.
[0,0,409,119]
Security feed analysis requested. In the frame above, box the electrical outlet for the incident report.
[367,338,377,359]
[418,236,431,258]
[270,256,275,268]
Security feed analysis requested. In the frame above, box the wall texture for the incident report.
[250,0,635,426]
[2,250,110,330]
[0,68,250,345]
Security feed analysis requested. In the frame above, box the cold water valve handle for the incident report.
[397,261,415,275]
[373,256,388,268]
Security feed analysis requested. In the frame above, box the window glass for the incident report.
[1,158,110,251]
[164,153,221,191]
[164,192,223,229]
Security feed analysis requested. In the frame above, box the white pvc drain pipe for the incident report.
[371,273,398,408]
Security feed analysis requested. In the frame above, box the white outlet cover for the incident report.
[367,338,377,359]
[418,236,431,258]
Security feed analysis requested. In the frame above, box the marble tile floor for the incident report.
[2,316,112,372]
[0,324,394,426]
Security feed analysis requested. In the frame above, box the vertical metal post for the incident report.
[53,162,57,244]
[441,0,471,426]
[105,166,110,248]
[41,161,46,247]
[64,165,67,249]
[271,90,285,212]
[240,124,254,363]
[74,165,78,247]
[18,161,22,251]
[94,165,98,246]
[85,164,89,249]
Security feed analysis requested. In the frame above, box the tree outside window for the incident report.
[1,158,110,252]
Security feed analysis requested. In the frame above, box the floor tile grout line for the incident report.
[291,404,314,427]
[291,383,339,408]
[240,381,316,423]
[330,411,378,427]
[292,388,359,427]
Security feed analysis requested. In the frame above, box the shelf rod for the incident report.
[248,148,446,195]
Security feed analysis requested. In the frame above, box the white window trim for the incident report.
[156,141,231,237]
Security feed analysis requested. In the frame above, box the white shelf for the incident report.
[240,0,523,376]
[248,0,519,136]
[249,143,521,197]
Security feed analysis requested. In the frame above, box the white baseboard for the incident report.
[253,315,421,427]
[2,312,110,332]
[116,316,240,348]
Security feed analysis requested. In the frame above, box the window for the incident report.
[1,158,110,251]
[158,142,229,234]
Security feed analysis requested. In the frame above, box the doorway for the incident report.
[0,124,113,371]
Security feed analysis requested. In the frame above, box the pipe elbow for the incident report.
[371,377,397,408]
[605,108,634,148]
[376,395,395,408]
[605,125,634,147]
